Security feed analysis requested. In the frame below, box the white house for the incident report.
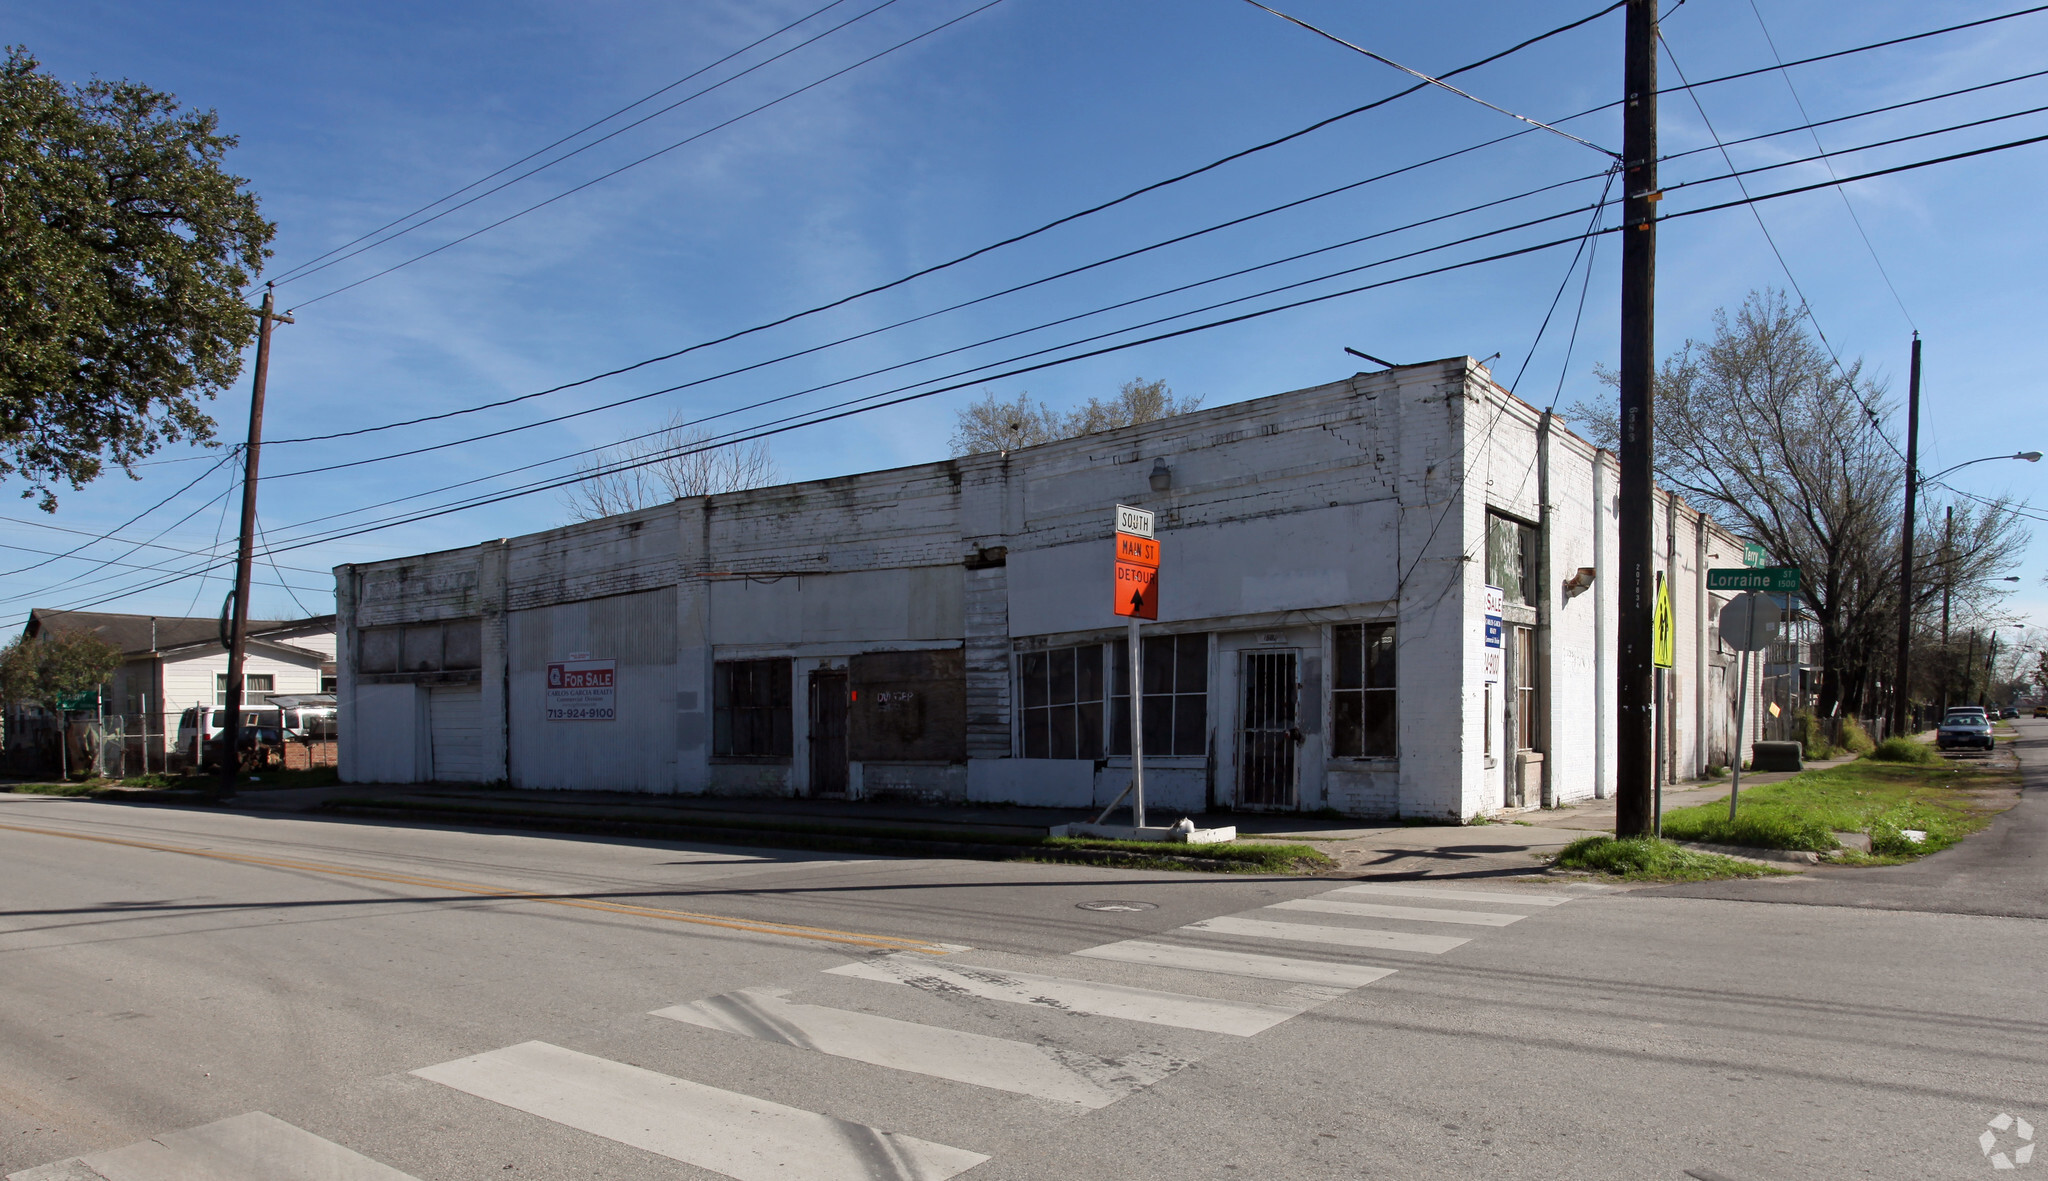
[335,357,1766,818]
[13,610,336,770]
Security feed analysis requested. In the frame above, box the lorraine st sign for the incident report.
[1707,566,1800,593]
[1112,504,1159,619]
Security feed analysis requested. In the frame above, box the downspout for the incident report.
[1537,410,1555,808]
[1665,490,1677,788]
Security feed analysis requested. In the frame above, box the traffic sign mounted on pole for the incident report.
[1707,566,1800,593]
[1653,573,1676,669]
[1112,504,1158,620]
[1741,541,1768,568]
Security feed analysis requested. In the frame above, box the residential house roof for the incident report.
[25,610,335,659]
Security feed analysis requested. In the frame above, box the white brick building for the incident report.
[337,357,1763,819]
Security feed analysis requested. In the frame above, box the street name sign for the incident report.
[1741,541,1768,568]
[1707,566,1800,593]
[1113,504,1159,619]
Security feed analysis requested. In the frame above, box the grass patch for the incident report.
[1868,736,1939,764]
[1554,835,1787,881]
[4,780,105,796]
[1659,756,2007,855]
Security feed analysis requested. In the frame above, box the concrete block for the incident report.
[1049,822,1236,844]
[1750,741,1804,772]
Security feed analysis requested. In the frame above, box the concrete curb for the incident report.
[312,801,1298,874]
[1674,840,1819,866]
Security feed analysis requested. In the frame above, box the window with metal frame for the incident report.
[1017,645,1105,760]
[1331,622,1396,757]
[713,658,792,759]
[1110,633,1208,757]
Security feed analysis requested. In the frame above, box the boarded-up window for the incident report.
[1332,622,1396,757]
[1486,512,1539,605]
[850,649,966,762]
[357,620,482,677]
[713,659,792,759]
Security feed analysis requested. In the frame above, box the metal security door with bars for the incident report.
[808,669,849,797]
[1238,650,1299,808]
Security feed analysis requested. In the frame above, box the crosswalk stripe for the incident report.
[654,987,1177,1108]
[826,954,1309,1036]
[414,1040,987,1181]
[1270,897,1528,927]
[1327,882,1572,907]
[1072,939,1397,988]
[7,1111,421,1181]
[1186,915,1469,954]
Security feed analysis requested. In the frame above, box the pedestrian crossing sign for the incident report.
[1653,573,1676,669]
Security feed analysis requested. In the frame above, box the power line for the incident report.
[0,451,237,579]
[1238,0,1619,158]
[249,130,2048,560]
[0,511,331,575]
[269,0,1631,441]
[264,0,856,288]
[270,0,899,293]
[266,98,2048,487]
[264,4,2048,455]
[288,0,1004,311]
[1744,0,1915,329]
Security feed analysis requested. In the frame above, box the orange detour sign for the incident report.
[1113,503,1158,619]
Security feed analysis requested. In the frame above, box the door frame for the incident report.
[806,667,849,798]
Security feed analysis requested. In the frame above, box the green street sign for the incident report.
[1708,567,1800,593]
[1741,541,1768,568]
[54,689,101,712]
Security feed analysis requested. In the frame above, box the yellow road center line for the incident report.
[0,819,946,953]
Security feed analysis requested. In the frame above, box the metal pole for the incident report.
[1615,0,1660,836]
[217,285,290,802]
[1891,335,1920,736]
[1653,667,1664,837]
[1728,591,1759,822]
[1128,616,1146,830]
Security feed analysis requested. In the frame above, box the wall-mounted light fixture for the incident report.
[1149,457,1172,492]
[1563,566,1597,600]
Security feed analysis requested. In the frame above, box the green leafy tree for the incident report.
[1,47,274,509]
[0,629,121,713]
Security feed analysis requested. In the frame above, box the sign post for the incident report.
[1653,573,1675,835]
[1713,573,1792,821]
[1112,505,1157,829]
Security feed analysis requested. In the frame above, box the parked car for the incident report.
[1937,709,1995,751]
[2035,704,2048,719]
[2001,706,2019,719]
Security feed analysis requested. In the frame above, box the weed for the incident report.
[1868,737,1938,764]
[1553,835,1787,881]
[1839,716,1875,755]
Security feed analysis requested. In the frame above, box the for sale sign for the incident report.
[545,657,616,721]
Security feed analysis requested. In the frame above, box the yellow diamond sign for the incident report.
[1653,573,1676,669]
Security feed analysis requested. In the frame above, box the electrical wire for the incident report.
[271,0,901,293]
[247,129,2048,561]
[265,98,2048,487]
[0,512,330,575]
[1743,0,1915,329]
[0,451,236,579]
[264,4,2048,453]
[1238,0,1619,158]
[268,0,1631,442]
[288,0,1004,311]
[263,0,857,288]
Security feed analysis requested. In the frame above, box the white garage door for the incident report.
[429,684,486,783]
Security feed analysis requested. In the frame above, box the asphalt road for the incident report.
[1,744,2043,1181]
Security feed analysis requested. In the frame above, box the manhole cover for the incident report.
[1076,900,1159,912]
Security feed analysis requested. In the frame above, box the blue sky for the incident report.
[3,0,2045,645]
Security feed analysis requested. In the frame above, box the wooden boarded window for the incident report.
[849,649,967,762]
[1332,622,1396,757]
[713,658,792,760]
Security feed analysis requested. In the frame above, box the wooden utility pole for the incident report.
[1614,0,1659,837]
[1891,335,1921,739]
[216,284,291,802]
[1940,505,1954,717]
